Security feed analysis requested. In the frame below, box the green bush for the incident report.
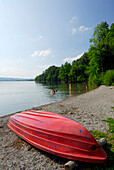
[89,74,99,85]
[103,70,114,86]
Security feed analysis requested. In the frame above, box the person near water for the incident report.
[69,83,71,95]
[86,85,88,92]
[51,89,55,94]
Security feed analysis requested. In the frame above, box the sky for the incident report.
[0,0,114,78]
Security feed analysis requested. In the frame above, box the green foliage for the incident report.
[69,52,89,83]
[35,22,114,86]
[35,66,60,83]
[69,64,78,82]
[88,22,114,85]
[103,70,114,86]
[58,62,71,83]
[90,130,108,140]
[89,75,100,85]
[90,21,109,46]
[90,118,114,169]
[102,118,114,133]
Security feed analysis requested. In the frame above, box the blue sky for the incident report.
[0,0,113,78]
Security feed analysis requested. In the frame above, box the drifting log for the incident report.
[97,138,107,147]
[64,138,107,170]
[64,161,78,170]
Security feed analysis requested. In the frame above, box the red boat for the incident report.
[8,110,107,163]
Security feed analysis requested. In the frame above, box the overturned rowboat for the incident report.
[8,110,107,163]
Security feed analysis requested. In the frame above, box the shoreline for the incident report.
[33,85,114,132]
[0,83,97,118]
[1,85,114,131]
[0,90,88,119]
[0,85,114,169]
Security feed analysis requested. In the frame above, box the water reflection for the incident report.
[35,82,97,97]
[0,81,97,117]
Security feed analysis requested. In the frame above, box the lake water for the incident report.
[0,81,97,117]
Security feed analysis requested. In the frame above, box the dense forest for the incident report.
[35,22,114,85]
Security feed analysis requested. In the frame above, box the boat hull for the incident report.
[8,110,107,163]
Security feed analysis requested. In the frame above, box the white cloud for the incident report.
[30,35,46,41]
[72,28,76,35]
[39,49,51,57]
[70,16,78,23]
[71,25,91,35]
[31,49,51,58]
[0,66,33,78]
[38,65,50,69]
[63,53,84,63]
[79,26,91,31]
[38,35,46,40]
[37,64,58,75]
[31,51,39,57]
[0,62,51,79]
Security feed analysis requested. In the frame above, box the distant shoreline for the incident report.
[0,78,34,81]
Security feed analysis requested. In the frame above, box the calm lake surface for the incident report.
[0,81,97,117]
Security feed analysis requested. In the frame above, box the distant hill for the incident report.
[0,77,34,81]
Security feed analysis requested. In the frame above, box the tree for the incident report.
[35,65,60,83]
[35,22,114,85]
[58,62,71,83]
[105,23,114,70]
[108,23,114,55]
[88,21,114,84]
[69,52,89,82]
[69,64,78,82]
[103,70,114,86]
[89,21,109,73]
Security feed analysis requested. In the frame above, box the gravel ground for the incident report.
[0,85,114,170]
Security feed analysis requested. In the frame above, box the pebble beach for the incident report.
[0,85,114,170]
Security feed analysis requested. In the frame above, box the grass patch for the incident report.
[102,118,114,133]
[88,118,114,169]
[90,130,108,140]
